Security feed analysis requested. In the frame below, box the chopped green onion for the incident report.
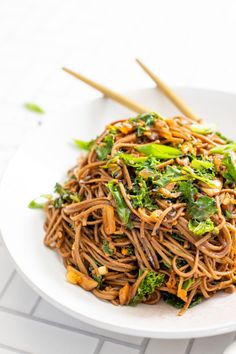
[107,180,131,225]
[182,278,194,291]
[191,124,216,135]
[135,143,182,159]
[210,143,236,154]
[190,159,213,170]
[215,132,234,144]
[73,139,94,151]
[24,102,44,114]
[28,194,52,209]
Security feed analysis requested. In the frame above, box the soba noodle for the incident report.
[40,112,236,315]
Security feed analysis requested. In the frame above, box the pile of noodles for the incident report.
[43,112,236,315]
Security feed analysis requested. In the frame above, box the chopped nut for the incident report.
[181,141,193,154]
[98,265,108,275]
[116,122,133,134]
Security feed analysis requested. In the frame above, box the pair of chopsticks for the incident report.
[62,60,201,123]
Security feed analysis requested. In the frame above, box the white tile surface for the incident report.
[0,247,15,296]
[34,299,143,345]
[0,349,20,354]
[0,310,98,354]
[99,341,140,354]
[190,334,236,354]
[0,273,38,313]
[145,338,189,354]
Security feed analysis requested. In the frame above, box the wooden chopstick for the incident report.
[62,67,150,114]
[136,59,201,122]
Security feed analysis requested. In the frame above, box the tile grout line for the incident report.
[0,305,142,349]
[93,338,105,354]
[139,338,150,354]
[185,338,194,354]
[0,342,33,354]
[0,270,16,299]
[29,296,41,315]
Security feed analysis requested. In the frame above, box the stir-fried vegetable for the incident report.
[102,240,114,256]
[130,270,165,305]
[96,134,114,160]
[179,181,216,235]
[182,167,218,187]
[178,181,197,205]
[188,195,216,221]
[129,112,162,137]
[54,183,80,208]
[188,219,215,236]
[131,176,156,210]
[222,152,236,183]
[154,166,184,189]
[162,292,203,309]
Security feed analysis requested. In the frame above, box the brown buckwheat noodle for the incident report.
[42,113,236,315]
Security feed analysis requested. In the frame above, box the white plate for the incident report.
[1,87,236,339]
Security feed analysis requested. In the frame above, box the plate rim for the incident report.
[1,86,236,339]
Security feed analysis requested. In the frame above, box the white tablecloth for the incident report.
[1,1,236,353]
